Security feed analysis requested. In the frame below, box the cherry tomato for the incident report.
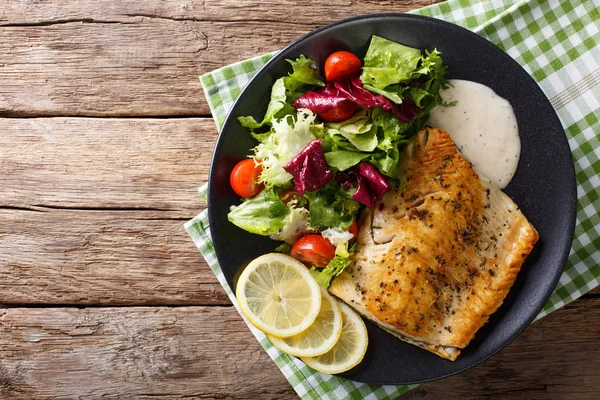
[348,220,358,242]
[318,100,357,122]
[324,51,362,82]
[291,234,336,268]
[229,159,264,198]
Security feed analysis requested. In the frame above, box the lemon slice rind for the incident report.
[236,253,322,338]
[301,301,368,375]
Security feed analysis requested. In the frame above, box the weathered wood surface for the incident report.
[0,118,214,211]
[0,0,439,117]
[0,306,296,399]
[0,299,597,399]
[0,118,225,305]
[0,208,229,305]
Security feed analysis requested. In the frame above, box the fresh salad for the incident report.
[227,35,451,287]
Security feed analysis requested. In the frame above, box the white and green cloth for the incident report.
[186,0,600,398]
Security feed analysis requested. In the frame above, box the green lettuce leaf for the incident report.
[407,87,432,108]
[227,188,290,235]
[285,55,325,93]
[412,48,444,78]
[238,78,288,129]
[304,183,359,230]
[416,50,452,113]
[309,255,351,288]
[319,108,413,177]
[360,35,423,90]
[324,150,369,171]
[274,242,292,254]
[325,116,378,153]
[362,83,406,104]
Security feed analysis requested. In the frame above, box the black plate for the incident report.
[207,14,576,385]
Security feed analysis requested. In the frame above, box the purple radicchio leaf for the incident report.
[284,139,333,193]
[290,85,347,113]
[338,78,420,123]
[292,77,420,123]
[334,77,389,109]
[336,162,389,208]
[335,171,355,191]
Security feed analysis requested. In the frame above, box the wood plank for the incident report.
[0,298,598,399]
[0,208,228,305]
[0,0,441,24]
[0,306,296,399]
[0,0,441,117]
[0,117,228,305]
[0,117,214,211]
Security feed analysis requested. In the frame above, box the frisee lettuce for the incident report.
[238,56,324,130]
[321,227,353,257]
[269,206,311,244]
[253,109,319,187]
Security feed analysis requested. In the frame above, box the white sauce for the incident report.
[428,79,520,189]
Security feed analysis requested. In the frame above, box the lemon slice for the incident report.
[301,301,368,375]
[236,253,321,338]
[268,287,343,357]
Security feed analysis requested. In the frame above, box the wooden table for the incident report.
[1,1,598,398]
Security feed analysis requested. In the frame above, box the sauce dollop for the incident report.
[428,80,520,189]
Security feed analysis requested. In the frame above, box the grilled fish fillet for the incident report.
[328,127,539,361]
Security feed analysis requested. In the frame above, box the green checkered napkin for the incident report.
[186,0,600,398]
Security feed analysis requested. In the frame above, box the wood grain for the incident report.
[0,117,214,211]
[0,207,228,305]
[0,299,597,399]
[0,0,439,24]
[0,117,228,305]
[0,306,296,399]
[0,0,438,117]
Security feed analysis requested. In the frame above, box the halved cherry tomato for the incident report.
[318,100,357,122]
[348,220,358,242]
[229,159,264,198]
[324,51,362,82]
[291,234,336,268]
